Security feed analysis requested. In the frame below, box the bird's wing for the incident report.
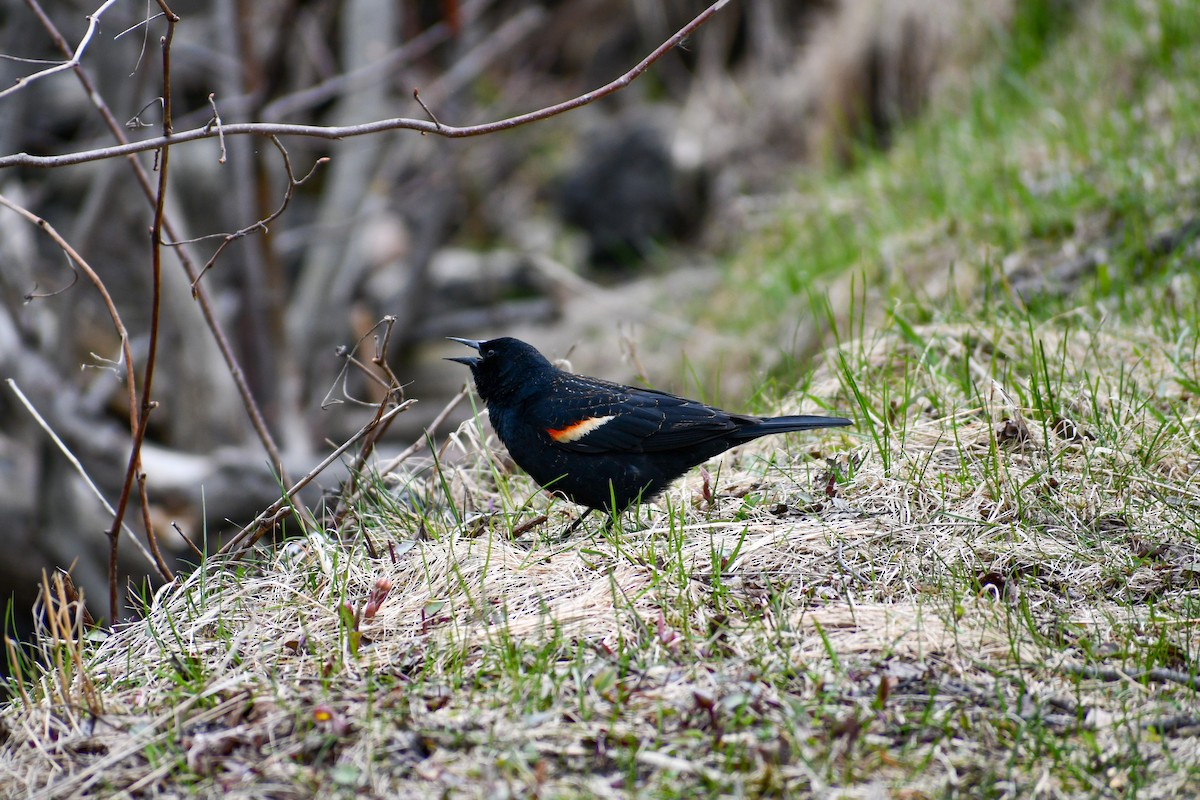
[531,376,745,454]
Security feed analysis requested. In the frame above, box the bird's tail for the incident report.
[735,414,853,441]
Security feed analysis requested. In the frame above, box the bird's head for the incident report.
[446,337,555,404]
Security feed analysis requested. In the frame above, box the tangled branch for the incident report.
[0,0,732,169]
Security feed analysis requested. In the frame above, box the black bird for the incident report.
[448,337,852,530]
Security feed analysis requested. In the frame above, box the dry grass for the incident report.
[4,294,1200,798]
[6,5,1200,795]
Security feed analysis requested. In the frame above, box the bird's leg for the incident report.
[559,507,623,540]
[562,508,594,537]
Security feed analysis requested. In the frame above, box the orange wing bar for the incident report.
[547,415,615,443]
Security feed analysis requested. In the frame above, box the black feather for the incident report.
[449,337,852,515]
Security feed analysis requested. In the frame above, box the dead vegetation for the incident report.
[0,0,1016,632]
[3,298,1199,796]
[5,1,1200,797]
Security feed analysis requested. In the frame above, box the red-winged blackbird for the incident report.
[448,337,852,527]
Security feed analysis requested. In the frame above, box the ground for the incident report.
[3,1,1200,797]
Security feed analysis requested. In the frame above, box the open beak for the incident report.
[445,337,482,367]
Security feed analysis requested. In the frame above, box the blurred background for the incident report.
[0,0,1033,625]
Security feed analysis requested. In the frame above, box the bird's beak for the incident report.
[445,337,482,367]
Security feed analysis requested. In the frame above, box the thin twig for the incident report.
[106,2,182,616]
[125,97,164,129]
[171,521,204,559]
[331,318,407,526]
[135,472,167,583]
[0,0,734,169]
[181,136,327,289]
[205,93,226,163]
[258,9,458,121]
[170,139,326,248]
[372,325,403,387]
[21,0,290,481]
[321,317,405,410]
[511,514,548,538]
[0,196,138,433]
[378,385,470,477]
[217,399,417,557]
[835,540,870,585]
[413,89,442,131]
[1062,663,1200,692]
[0,192,159,616]
[114,10,166,40]
[2,0,122,100]
[23,250,79,299]
[6,380,159,571]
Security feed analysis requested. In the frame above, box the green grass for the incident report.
[5,1,1200,797]
[723,0,1200,339]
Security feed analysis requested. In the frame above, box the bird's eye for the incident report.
[485,349,496,357]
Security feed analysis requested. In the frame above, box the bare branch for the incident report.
[377,385,470,478]
[107,0,183,618]
[0,0,734,169]
[178,137,328,289]
[330,317,410,528]
[258,6,458,122]
[321,317,406,412]
[21,0,290,479]
[205,93,226,163]
[217,399,417,558]
[2,0,122,101]
[0,194,138,433]
[6,380,159,571]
